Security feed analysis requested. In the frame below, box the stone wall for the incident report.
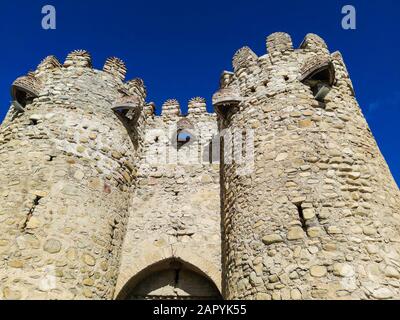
[214,33,400,300]
[115,98,222,298]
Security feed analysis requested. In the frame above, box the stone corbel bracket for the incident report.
[112,95,141,112]
[212,86,242,118]
[112,94,143,123]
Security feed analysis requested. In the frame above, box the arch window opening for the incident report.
[302,62,335,102]
[12,88,35,113]
[177,130,193,149]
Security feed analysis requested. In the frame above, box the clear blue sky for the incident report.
[0,0,399,186]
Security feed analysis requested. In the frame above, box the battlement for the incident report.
[1,31,400,302]
[155,97,215,121]
[19,49,142,84]
[64,49,92,68]
[7,33,335,119]
[213,32,345,118]
[232,46,258,72]
[230,32,331,71]
[9,50,148,117]
[104,57,127,81]
[266,32,293,53]
[36,55,62,77]
[8,50,217,123]
[299,33,329,53]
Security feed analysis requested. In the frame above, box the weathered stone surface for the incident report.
[287,227,305,241]
[213,32,400,301]
[3,287,22,300]
[371,288,393,300]
[0,32,399,301]
[44,239,62,254]
[83,254,96,266]
[333,263,354,278]
[310,266,327,278]
[290,289,302,300]
[26,216,41,229]
[262,234,284,245]
[275,153,288,162]
[9,260,24,269]
[303,208,315,220]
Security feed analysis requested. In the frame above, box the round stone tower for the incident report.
[0,51,146,299]
[213,32,400,300]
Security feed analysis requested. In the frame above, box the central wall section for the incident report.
[115,99,222,298]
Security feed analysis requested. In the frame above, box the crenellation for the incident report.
[300,33,329,54]
[232,46,258,73]
[187,97,207,115]
[125,78,147,103]
[331,51,355,96]
[36,55,62,77]
[266,32,293,53]
[161,99,181,118]
[0,32,399,300]
[103,57,127,81]
[64,49,92,68]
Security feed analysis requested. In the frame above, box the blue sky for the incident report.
[0,0,399,185]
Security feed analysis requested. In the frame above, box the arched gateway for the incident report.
[116,259,222,300]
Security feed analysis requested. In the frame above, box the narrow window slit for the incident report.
[21,196,43,231]
[296,203,307,232]
[209,141,213,164]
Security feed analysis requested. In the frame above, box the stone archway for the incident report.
[116,258,222,300]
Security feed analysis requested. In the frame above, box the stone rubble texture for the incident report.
[0,32,399,300]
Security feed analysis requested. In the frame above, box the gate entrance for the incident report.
[118,259,221,300]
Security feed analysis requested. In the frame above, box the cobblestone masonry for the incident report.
[0,32,399,300]
[115,98,221,299]
[214,33,400,300]
[0,51,146,299]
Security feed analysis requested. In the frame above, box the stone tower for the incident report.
[0,51,147,299]
[213,32,400,300]
[0,32,399,300]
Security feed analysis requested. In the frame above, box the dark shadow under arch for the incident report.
[116,258,222,300]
